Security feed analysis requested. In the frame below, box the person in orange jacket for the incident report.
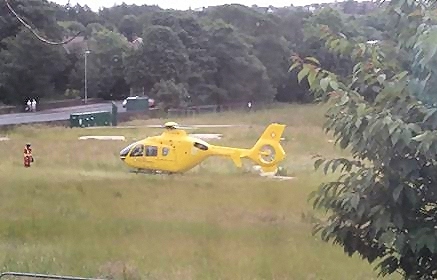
[24,143,33,167]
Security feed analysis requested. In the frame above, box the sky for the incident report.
[51,0,343,11]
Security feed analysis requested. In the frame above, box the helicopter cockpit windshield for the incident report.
[120,143,136,158]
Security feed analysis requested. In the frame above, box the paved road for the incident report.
[0,102,126,126]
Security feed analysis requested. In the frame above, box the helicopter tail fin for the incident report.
[247,123,286,174]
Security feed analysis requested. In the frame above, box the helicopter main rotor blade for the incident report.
[174,126,199,130]
[145,125,166,128]
[145,125,199,129]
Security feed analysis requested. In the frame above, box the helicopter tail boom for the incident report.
[200,123,286,173]
[247,123,286,173]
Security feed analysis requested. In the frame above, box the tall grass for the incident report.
[0,104,398,279]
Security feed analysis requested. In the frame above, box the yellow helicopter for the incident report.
[119,122,286,174]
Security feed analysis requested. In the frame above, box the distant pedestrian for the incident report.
[247,101,252,112]
[26,99,31,112]
[31,99,37,112]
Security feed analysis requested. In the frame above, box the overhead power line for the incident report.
[4,0,81,45]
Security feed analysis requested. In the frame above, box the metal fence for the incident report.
[0,272,104,280]
[166,101,276,118]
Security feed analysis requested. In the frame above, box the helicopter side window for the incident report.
[194,142,208,151]
[162,147,170,156]
[130,144,144,157]
[145,146,158,157]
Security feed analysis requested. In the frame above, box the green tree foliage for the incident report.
[301,8,358,77]
[291,0,437,278]
[152,12,219,106]
[118,15,141,41]
[123,25,189,93]
[58,21,87,36]
[87,28,130,100]
[0,29,68,104]
[0,0,64,49]
[99,3,161,30]
[203,5,296,103]
[64,4,101,26]
[204,20,275,104]
[273,7,311,48]
[253,35,290,89]
[205,4,280,37]
[150,79,190,110]
[0,0,384,106]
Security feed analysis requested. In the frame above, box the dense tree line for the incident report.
[0,0,383,108]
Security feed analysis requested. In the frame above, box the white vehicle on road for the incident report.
[122,96,155,108]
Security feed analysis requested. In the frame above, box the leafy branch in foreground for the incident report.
[293,0,437,278]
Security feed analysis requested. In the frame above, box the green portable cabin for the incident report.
[70,111,111,128]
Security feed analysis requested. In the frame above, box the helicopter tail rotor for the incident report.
[247,123,286,173]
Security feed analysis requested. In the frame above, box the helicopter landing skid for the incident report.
[130,169,175,175]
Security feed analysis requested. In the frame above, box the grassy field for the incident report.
[0,104,399,279]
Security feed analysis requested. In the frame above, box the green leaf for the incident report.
[374,210,390,230]
[407,123,421,134]
[320,77,330,92]
[391,129,402,146]
[379,231,396,246]
[329,80,339,91]
[357,202,366,218]
[339,94,349,105]
[424,108,437,122]
[394,71,408,80]
[330,39,340,50]
[305,57,320,65]
[393,213,404,228]
[352,63,362,74]
[323,160,331,174]
[314,158,325,170]
[389,122,400,134]
[421,37,437,65]
[331,159,343,173]
[350,193,360,210]
[369,205,383,217]
[405,187,418,206]
[308,70,317,88]
[392,185,403,202]
[394,233,406,251]
[298,67,310,83]
[357,104,366,115]
[412,132,428,142]
[339,40,348,53]
[289,62,300,72]
[413,230,436,253]
[402,129,413,145]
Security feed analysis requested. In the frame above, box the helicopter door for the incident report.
[140,145,159,169]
